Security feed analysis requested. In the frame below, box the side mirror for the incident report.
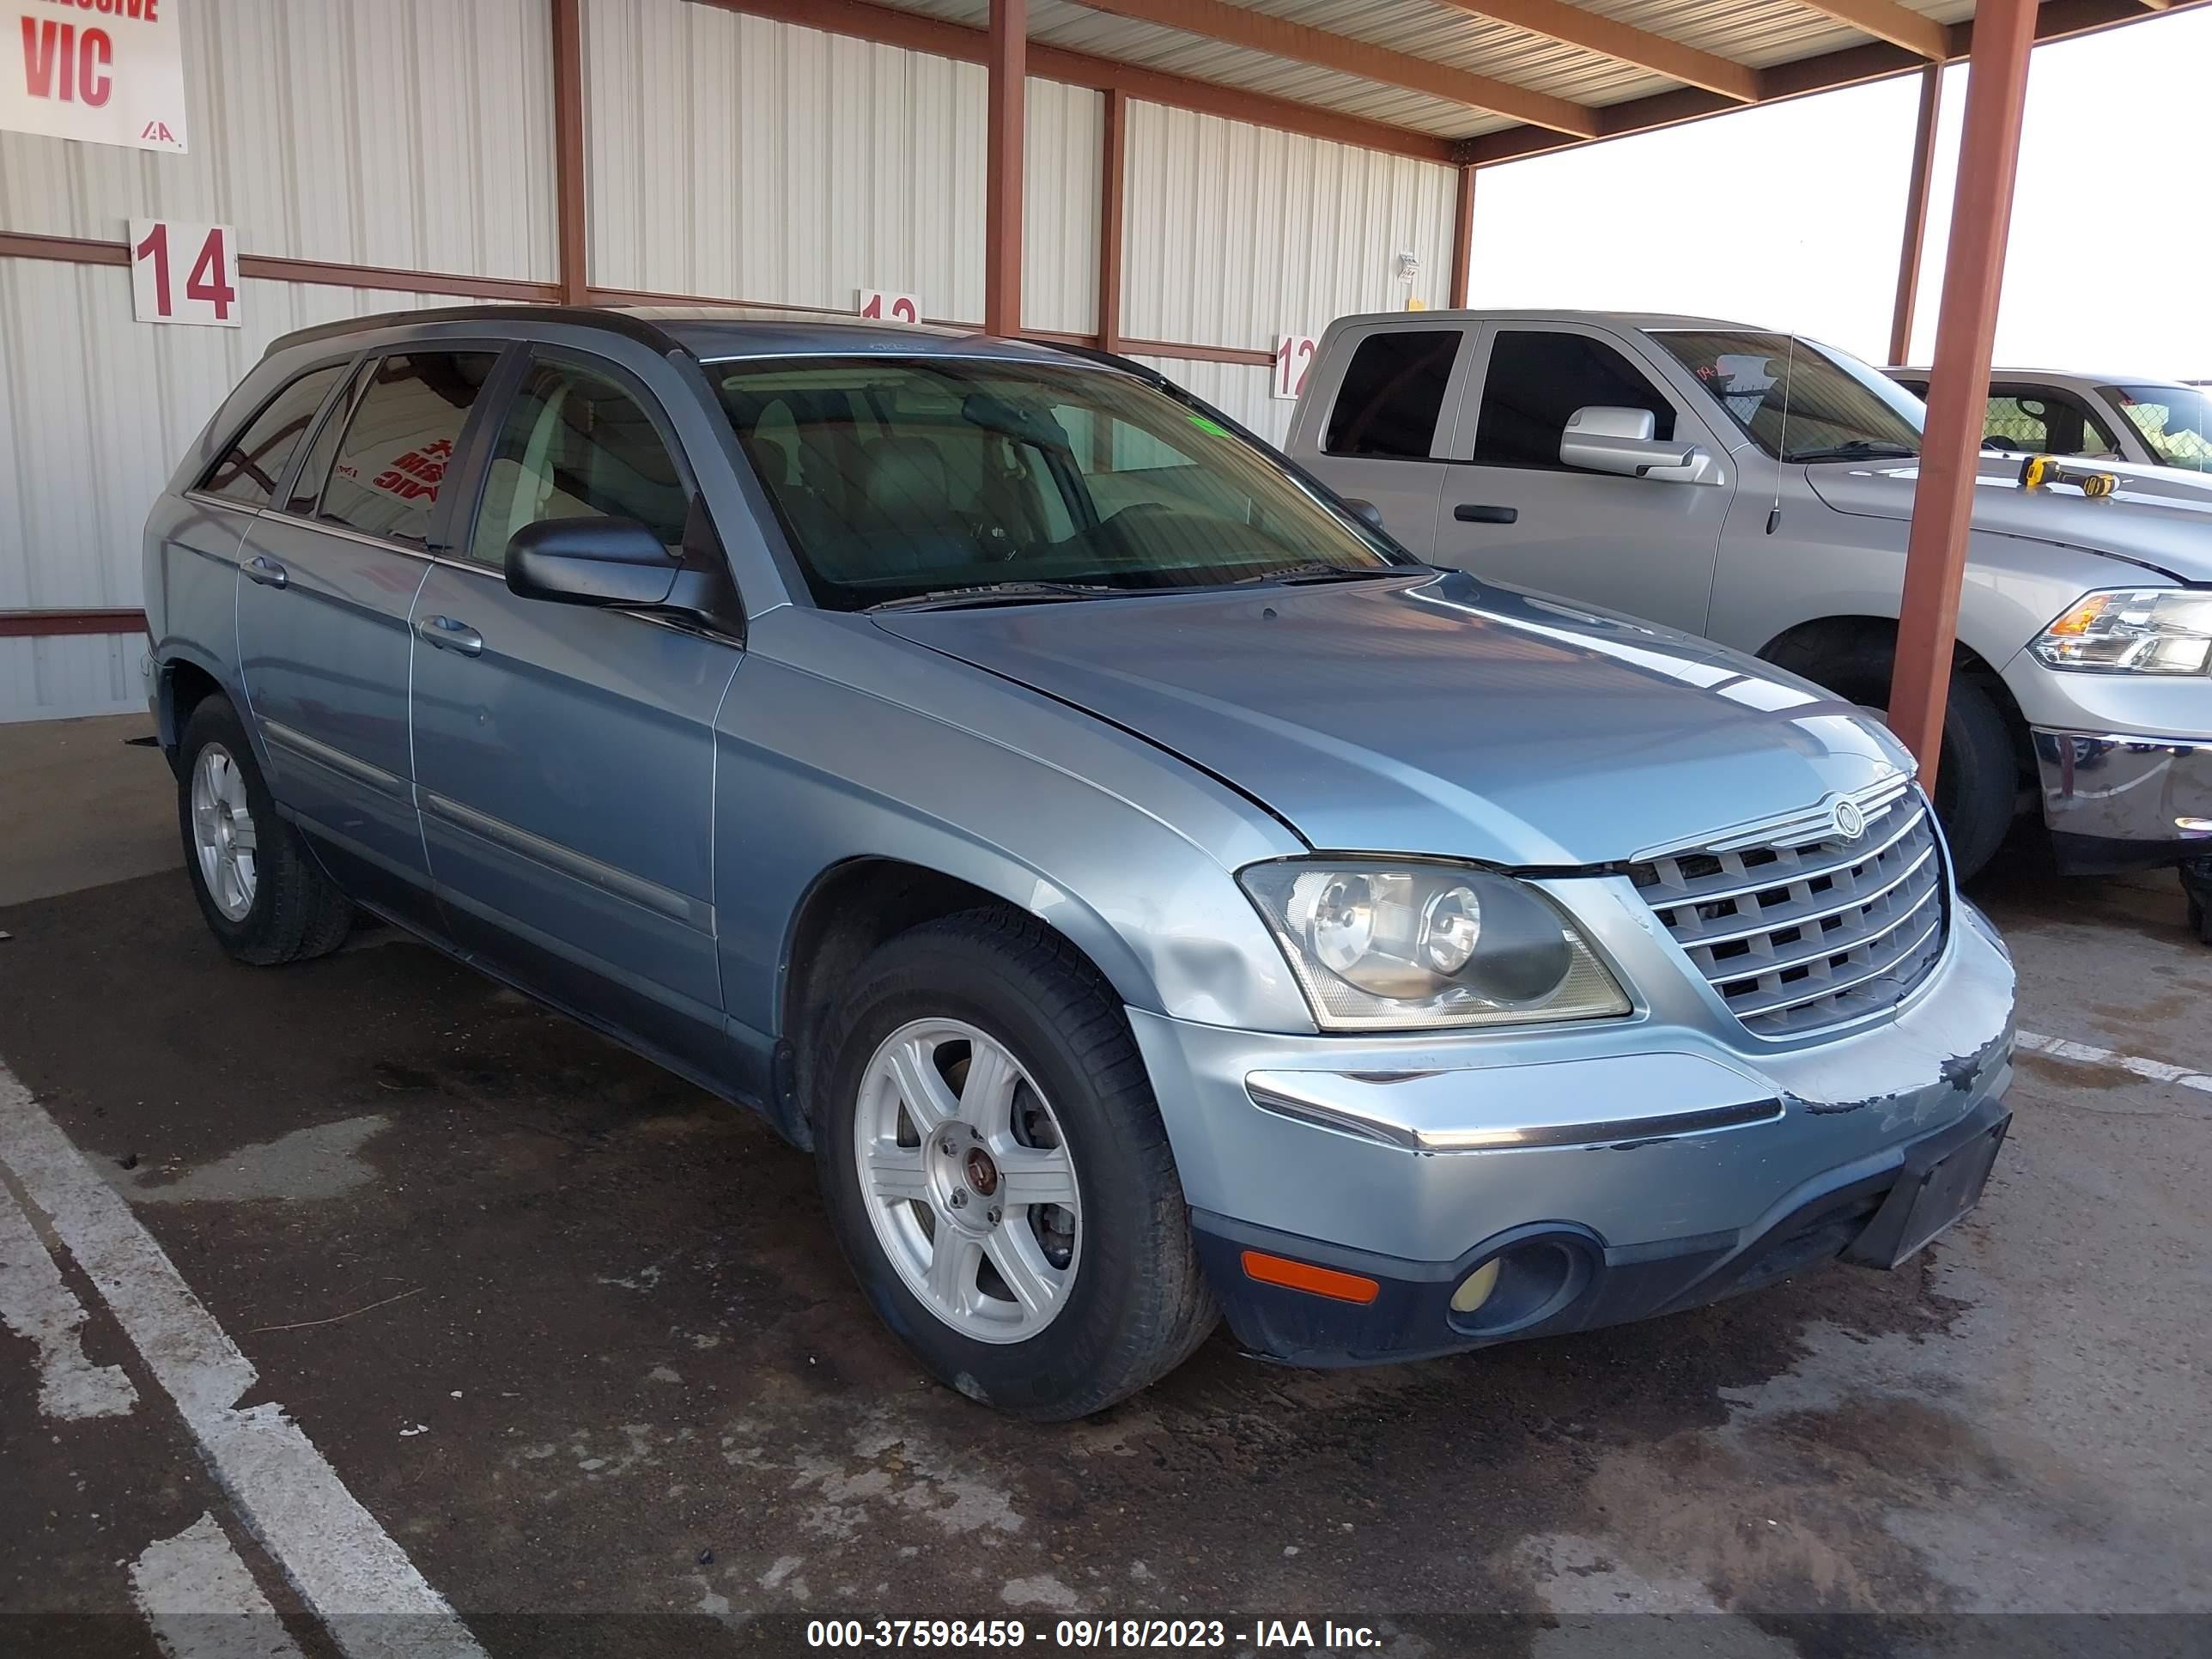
[1560,405,1706,481]
[506,517,679,609]
[1339,497,1387,530]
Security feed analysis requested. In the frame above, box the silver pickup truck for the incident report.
[1288,310,2212,934]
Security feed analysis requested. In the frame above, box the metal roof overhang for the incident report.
[703,0,2203,168]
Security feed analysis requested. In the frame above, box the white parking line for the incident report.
[131,1513,308,1659]
[0,1170,138,1419]
[2015,1030,2212,1096]
[0,1066,487,1659]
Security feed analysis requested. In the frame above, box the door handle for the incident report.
[1454,503,1519,525]
[243,555,289,588]
[417,615,483,657]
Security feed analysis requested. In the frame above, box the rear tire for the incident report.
[813,908,1217,1419]
[1781,642,2017,883]
[178,696,354,964]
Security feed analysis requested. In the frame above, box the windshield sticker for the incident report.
[1186,415,1231,439]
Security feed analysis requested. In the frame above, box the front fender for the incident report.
[713,618,1317,1042]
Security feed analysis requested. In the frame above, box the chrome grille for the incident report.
[1627,783,1948,1038]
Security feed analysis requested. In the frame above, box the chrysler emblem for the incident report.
[1832,799,1866,841]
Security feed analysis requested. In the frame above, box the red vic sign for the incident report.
[130,219,240,327]
[4,0,189,152]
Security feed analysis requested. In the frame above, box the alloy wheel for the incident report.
[190,742,259,922]
[853,1018,1081,1343]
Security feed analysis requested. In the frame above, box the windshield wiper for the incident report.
[868,580,1124,612]
[1787,441,1919,464]
[1230,562,1411,586]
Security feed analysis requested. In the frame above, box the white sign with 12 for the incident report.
[858,289,922,325]
[130,220,241,328]
[1273,333,1317,401]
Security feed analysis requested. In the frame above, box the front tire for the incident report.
[813,908,1216,1419]
[178,696,354,964]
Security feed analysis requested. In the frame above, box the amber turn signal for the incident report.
[1240,1249,1380,1304]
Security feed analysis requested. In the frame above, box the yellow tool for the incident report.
[2019,454,2118,497]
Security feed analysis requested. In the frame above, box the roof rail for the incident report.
[265,304,686,358]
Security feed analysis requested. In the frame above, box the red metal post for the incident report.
[1449,165,1475,309]
[551,0,589,306]
[1097,88,1127,353]
[1887,64,1942,366]
[985,0,1027,337]
[1887,0,2036,788]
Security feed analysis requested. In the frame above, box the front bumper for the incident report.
[1133,896,2015,1366]
[2033,726,2212,872]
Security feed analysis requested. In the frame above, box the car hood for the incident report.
[1806,455,2212,582]
[873,572,1911,868]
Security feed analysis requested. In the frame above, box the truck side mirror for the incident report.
[1560,405,1710,481]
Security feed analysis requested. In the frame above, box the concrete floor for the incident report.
[0,712,175,907]
[1,716,2207,1656]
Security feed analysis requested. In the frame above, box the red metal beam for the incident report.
[1460,0,2202,167]
[690,0,1456,164]
[985,0,1026,339]
[1117,338,1273,368]
[1887,0,2038,787]
[0,610,148,639]
[0,231,558,302]
[0,231,127,266]
[551,0,590,305]
[1887,64,1943,367]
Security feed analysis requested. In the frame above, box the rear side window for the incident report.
[199,364,349,507]
[319,352,500,547]
[1473,331,1675,469]
[1323,330,1461,460]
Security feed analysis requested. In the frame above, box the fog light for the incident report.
[1449,1258,1499,1315]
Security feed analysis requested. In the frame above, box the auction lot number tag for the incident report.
[1273,332,1317,400]
[130,219,240,327]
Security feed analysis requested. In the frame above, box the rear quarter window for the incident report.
[198,363,349,507]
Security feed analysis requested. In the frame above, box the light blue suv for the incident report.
[144,307,2016,1418]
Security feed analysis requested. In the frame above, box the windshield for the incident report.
[712,356,1402,610]
[1652,331,1927,463]
[2100,383,2212,471]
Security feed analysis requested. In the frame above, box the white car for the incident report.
[1886,368,2212,477]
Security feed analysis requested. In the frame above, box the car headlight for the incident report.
[1238,860,1632,1031]
[2031,589,2212,674]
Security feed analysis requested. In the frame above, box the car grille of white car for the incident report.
[1626,778,1948,1038]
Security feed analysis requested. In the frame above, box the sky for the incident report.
[1465,8,2212,380]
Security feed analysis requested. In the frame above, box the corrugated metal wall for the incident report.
[0,0,1454,720]
[586,0,1099,335]
[1130,354,1292,447]
[0,0,556,279]
[0,266,515,718]
[1121,101,1457,348]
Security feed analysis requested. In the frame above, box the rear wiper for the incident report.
[1787,441,1918,463]
[1230,562,1411,586]
[869,580,1124,612]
